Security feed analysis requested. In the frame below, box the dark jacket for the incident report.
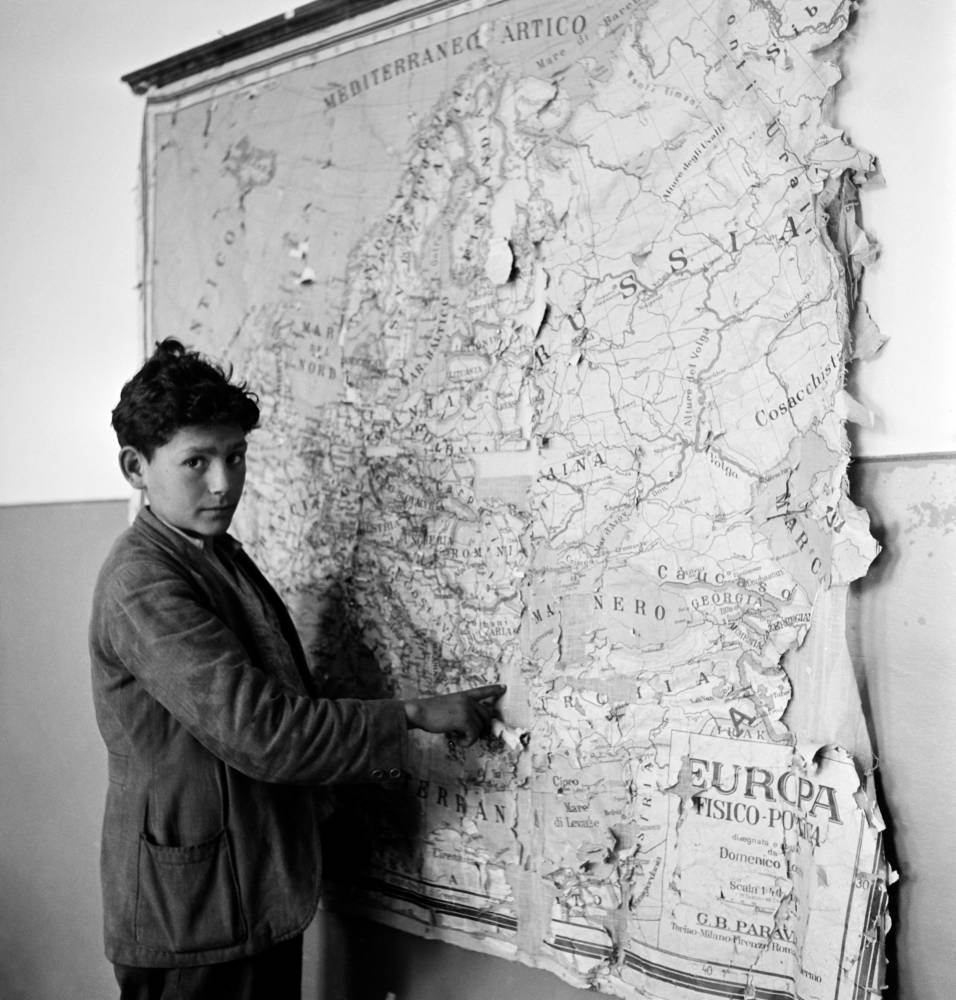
[89,507,407,967]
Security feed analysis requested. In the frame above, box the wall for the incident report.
[847,456,956,1000]
[0,0,296,505]
[0,2,953,998]
[0,501,125,1000]
[837,0,956,458]
[2,468,951,1000]
[0,2,952,505]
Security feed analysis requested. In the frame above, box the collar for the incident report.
[144,505,244,559]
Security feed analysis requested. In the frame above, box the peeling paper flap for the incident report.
[490,718,531,751]
[471,447,538,509]
[471,447,538,479]
[518,265,549,338]
[835,389,874,427]
[852,301,887,360]
[485,237,514,285]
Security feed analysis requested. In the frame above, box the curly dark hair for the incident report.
[112,338,260,457]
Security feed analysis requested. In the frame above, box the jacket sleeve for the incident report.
[101,556,409,786]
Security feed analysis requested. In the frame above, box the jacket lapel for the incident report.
[134,509,316,697]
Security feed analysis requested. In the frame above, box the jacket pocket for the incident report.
[135,829,246,953]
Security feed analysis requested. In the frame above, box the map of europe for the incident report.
[141,0,889,996]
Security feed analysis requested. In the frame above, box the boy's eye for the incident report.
[184,456,206,470]
[227,452,246,466]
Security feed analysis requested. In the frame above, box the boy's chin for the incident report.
[196,507,237,531]
[179,512,236,538]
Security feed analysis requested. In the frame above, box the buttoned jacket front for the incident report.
[89,507,408,967]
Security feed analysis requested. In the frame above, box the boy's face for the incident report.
[120,424,248,538]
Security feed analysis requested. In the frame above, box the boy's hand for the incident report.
[403,684,506,747]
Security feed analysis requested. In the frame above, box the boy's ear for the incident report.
[119,447,148,489]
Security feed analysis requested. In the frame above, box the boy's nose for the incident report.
[207,463,232,495]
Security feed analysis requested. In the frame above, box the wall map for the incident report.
[138,1,890,995]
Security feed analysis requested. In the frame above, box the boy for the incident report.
[90,338,504,998]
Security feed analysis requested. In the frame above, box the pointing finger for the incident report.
[465,683,507,702]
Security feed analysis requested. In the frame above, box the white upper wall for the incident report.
[0,0,290,506]
[838,0,956,457]
[0,0,951,505]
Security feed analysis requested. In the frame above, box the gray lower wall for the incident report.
[0,500,126,1000]
[2,459,952,999]
[847,455,956,1000]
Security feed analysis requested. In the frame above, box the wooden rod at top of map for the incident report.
[121,0,401,94]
